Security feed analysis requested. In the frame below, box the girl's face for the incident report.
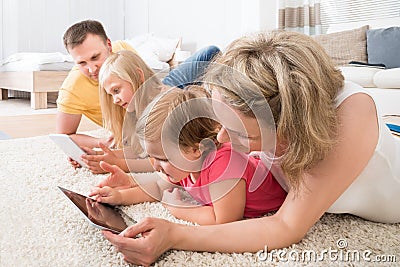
[145,141,201,183]
[211,90,263,153]
[103,74,135,112]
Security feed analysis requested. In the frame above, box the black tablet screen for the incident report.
[59,186,130,234]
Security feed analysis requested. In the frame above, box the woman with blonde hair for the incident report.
[99,30,400,266]
[80,46,220,173]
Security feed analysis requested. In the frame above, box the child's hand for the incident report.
[248,151,262,159]
[161,188,184,207]
[89,186,122,205]
[81,143,120,174]
[68,157,81,169]
[96,161,136,189]
[100,135,115,148]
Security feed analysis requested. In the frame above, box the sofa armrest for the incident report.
[373,68,400,89]
[339,66,381,87]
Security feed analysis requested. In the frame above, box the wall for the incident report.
[0,0,126,60]
[125,0,278,52]
[0,0,278,60]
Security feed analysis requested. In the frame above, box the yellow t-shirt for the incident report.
[57,40,136,126]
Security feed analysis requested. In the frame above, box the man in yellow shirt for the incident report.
[57,20,220,151]
[57,20,136,147]
[57,20,220,173]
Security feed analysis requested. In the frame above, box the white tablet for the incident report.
[49,133,87,167]
[58,186,136,234]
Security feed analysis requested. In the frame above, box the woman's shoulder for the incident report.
[305,82,379,188]
[335,81,374,109]
[336,87,377,120]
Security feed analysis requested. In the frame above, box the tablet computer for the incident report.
[58,186,136,234]
[49,134,87,167]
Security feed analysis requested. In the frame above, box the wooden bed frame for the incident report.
[0,71,69,109]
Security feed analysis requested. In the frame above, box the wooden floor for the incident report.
[0,113,100,139]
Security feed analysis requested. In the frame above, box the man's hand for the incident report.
[68,157,82,169]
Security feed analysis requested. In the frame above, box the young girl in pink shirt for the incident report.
[90,86,286,225]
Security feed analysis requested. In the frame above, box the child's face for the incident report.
[145,141,201,183]
[103,74,135,112]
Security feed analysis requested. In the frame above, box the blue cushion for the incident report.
[367,27,400,69]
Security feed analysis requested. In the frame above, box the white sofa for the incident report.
[339,66,400,115]
[325,17,400,115]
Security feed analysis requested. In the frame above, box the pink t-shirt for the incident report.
[178,143,287,218]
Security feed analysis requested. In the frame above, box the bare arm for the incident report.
[91,172,176,205]
[118,178,174,205]
[124,158,154,173]
[81,143,155,173]
[99,158,154,173]
[165,179,246,225]
[89,186,157,206]
[56,111,102,148]
[103,93,380,265]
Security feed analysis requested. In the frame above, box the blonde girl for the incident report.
[99,50,162,152]
[80,47,220,173]
[79,50,161,173]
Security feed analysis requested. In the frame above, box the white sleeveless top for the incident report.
[327,81,400,223]
[262,81,400,223]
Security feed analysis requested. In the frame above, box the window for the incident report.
[320,0,400,33]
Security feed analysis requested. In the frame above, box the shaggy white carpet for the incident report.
[0,133,399,267]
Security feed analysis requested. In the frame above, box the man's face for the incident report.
[68,33,112,81]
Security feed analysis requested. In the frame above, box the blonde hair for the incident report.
[99,50,162,152]
[204,30,344,189]
[136,86,220,155]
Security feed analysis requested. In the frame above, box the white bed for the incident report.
[0,52,73,109]
[0,36,179,110]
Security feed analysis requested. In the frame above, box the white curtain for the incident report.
[278,0,322,35]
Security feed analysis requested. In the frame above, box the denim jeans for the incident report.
[162,45,220,88]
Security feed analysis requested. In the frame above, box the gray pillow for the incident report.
[367,27,400,69]
[312,25,368,66]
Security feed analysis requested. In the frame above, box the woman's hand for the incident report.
[81,143,120,174]
[102,217,176,266]
[96,161,136,189]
